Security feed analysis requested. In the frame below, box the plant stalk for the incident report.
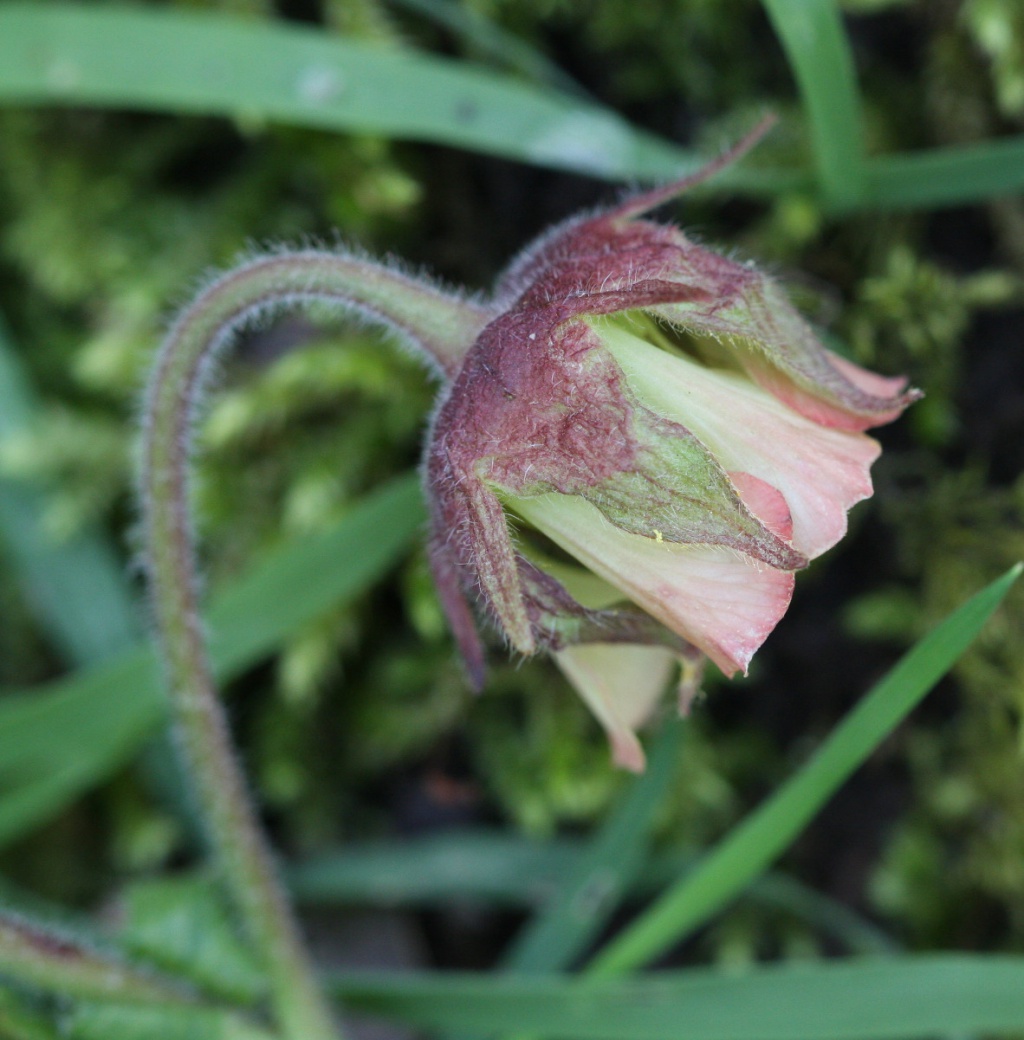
[140,251,485,1040]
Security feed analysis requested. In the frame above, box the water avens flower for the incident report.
[423,126,918,769]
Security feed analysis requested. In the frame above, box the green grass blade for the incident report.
[2,5,1024,206]
[0,475,424,847]
[587,563,1022,977]
[290,829,892,954]
[0,2,708,184]
[0,316,138,664]
[387,0,590,98]
[502,718,685,973]
[867,134,1024,209]
[762,0,867,211]
[288,831,580,907]
[329,955,1024,1038]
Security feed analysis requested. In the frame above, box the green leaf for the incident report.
[1,5,1024,207]
[587,564,1022,977]
[501,719,685,973]
[867,134,1024,209]
[0,984,62,1040]
[0,910,187,1006]
[762,0,867,210]
[64,1002,275,1040]
[330,955,1024,1038]
[387,0,589,98]
[0,314,139,664]
[288,831,580,908]
[288,831,893,955]
[119,875,267,1005]
[0,474,425,847]
[0,2,716,185]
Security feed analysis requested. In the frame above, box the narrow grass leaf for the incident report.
[290,829,892,954]
[867,135,1024,209]
[0,316,138,664]
[762,0,867,210]
[1,5,1023,206]
[330,955,1024,1039]
[0,475,424,846]
[387,0,590,98]
[0,3,711,184]
[64,1002,276,1040]
[587,563,1022,977]
[288,831,580,908]
[502,718,685,973]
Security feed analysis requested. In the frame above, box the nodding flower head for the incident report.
[422,123,919,770]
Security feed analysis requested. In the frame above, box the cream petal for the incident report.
[601,324,881,559]
[513,494,795,677]
[554,643,676,772]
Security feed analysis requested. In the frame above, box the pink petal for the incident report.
[554,644,676,772]
[601,325,882,559]
[514,494,795,677]
[826,350,910,399]
[748,357,909,432]
[728,471,794,543]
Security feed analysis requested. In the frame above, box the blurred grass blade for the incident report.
[64,1002,277,1040]
[2,5,1023,207]
[502,719,685,973]
[331,955,1024,1038]
[387,0,590,98]
[868,135,1024,209]
[289,831,580,907]
[587,563,1022,977]
[0,316,138,664]
[0,911,189,1006]
[290,829,892,955]
[0,2,714,184]
[762,0,867,210]
[0,475,424,847]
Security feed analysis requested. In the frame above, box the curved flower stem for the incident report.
[140,252,486,1040]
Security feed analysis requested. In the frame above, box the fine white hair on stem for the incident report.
[135,245,487,1040]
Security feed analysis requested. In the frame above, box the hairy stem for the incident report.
[140,251,486,1040]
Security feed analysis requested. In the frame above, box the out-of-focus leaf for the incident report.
[588,564,1022,976]
[119,875,266,1005]
[0,475,425,847]
[502,719,685,972]
[289,831,894,955]
[64,1002,275,1040]
[331,955,1024,1038]
[0,3,734,185]
[0,315,138,664]
[762,0,867,209]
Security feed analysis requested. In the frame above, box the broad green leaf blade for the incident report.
[0,315,138,664]
[0,3,707,185]
[330,955,1024,1039]
[588,564,1022,977]
[0,475,425,846]
[502,719,685,973]
[762,0,867,210]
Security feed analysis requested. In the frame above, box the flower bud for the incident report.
[423,132,918,769]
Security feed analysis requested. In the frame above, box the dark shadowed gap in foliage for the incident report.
[960,308,1024,484]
